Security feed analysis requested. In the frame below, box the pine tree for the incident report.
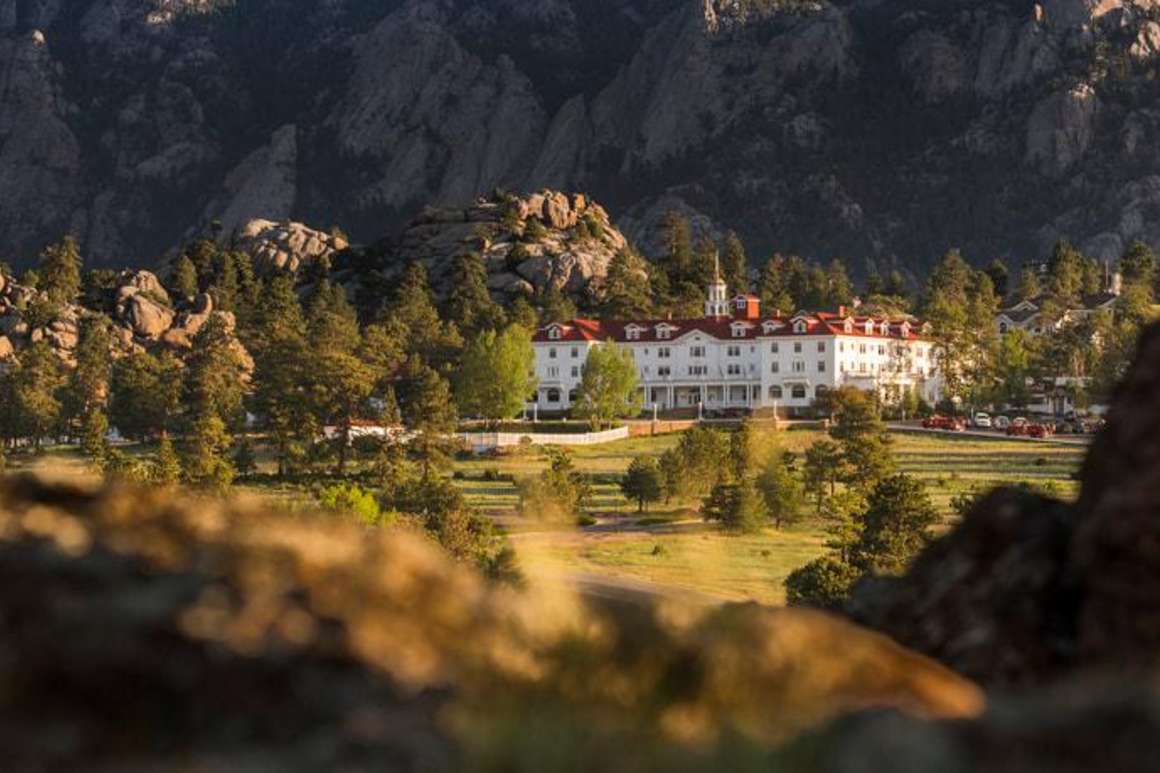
[759,254,796,314]
[171,255,200,299]
[183,413,235,491]
[306,281,376,474]
[851,474,938,575]
[803,439,842,513]
[827,387,895,491]
[660,211,694,286]
[110,351,183,441]
[67,314,113,439]
[538,286,577,324]
[208,249,239,313]
[508,296,539,332]
[825,259,854,308]
[38,236,83,306]
[397,358,459,480]
[1015,267,1042,301]
[446,251,505,335]
[620,456,663,513]
[81,407,109,462]
[11,341,66,450]
[601,248,653,319]
[756,453,805,529]
[722,231,748,294]
[1046,239,1085,307]
[382,263,462,369]
[153,435,182,486]
[984,258,1010,299]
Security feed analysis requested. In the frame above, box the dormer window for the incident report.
[843,320,854,334]
[900,322,911,337]
[793,320,807,334]
[548,326,562,340]
[730,322,749,338]
[655,323,677,340]
[864,321,874,334]
[625,324,644,341]
[879,322,890,336]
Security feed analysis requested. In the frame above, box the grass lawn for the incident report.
[6,426,1085,607]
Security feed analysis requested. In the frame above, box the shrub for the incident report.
[784,557,861,611]
[317,483,384,526]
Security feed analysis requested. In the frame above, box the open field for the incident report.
[4,427,1084,606]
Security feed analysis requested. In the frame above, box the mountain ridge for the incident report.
[5,0,1160,276]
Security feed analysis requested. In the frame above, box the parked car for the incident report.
[973,412,992,429]
[993,415,1011,430]
[1027,423,1054,439]
[923,414,966,431]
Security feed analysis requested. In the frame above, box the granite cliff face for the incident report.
[7,0,1160,275]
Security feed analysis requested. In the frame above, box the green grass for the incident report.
[8,427,1084,607]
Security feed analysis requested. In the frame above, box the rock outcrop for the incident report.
[0,268,249,369]
[850,320,1160,688]
[10,1,1160,273]
[0,473,982,769]
[231,218,347,276]
[377,189,628,301]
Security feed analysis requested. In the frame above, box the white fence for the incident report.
[458,426,629,452]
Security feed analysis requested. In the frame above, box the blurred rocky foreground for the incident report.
[8,330,1160,772]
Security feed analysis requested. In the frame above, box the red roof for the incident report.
[534,312,929,344]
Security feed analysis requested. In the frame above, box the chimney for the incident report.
[838,305,847,318]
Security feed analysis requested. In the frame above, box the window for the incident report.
[839,342,845,352]
[769,385,784,399]
[571,367,579,377]
[547,389,561,403]
[571,347,579,358]
[817,342,826,353]
[688,365,707,376]
[878,345,885,355]
[732,326,746,338]
[815,385,828,398]
[547,367,559,378]
[658,347,671,359]
[791,385,807,399]
[859,344,867,354]
[548,327,561,340]
[727,364,742,376]
[999,322,1008,334]
[859,362,867,373]
[568,389,579,402]
[658,366,671,377]
[691,346,705,358]
[727,345,741,357]
[549,348,557,359]
[771,343,779,354]
[793,361,805,373]
[771,362,780,374]
[793,320,807,333]
[794,342,802,354]
[818,361,826,373]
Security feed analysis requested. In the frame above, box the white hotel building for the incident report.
[531,272,942,416]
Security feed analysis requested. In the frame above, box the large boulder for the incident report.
[0,474,982,769]
[122,293,175,340]
[379,190,627,304]
[852,320,1160,687]
[233,219,347,275]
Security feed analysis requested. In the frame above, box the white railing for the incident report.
[458,426,630,452]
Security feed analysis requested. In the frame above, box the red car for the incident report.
[923,415,966,431]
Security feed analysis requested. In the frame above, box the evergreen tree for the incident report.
[183,413,235,491]
[728,421,753,481]
[1015,267,1042,301]
[10,341,66,450]
[81,406,109,462]
[759,254,796,314]
[446,251,506,335]
[208,249,240,313]
[825,259,854,308]
[573,342,641,429]
[784,557,861,610]
[620,456,663,513]
[110,351,183,441]
[601,248,653,319]
[171,255,200,299]
[701,480,766,534]
[538,286,577,325]
[1046,239,1085,307]
[827,387,894,491]
[153,435,182,486]
[660,211,694,285]
[1120,241,1157,291]
[755,452,804,529]
[66,314,113,439]
[382,263,463,369]
[306,281,376,473]
[851,474,938,575]
[38,236,83,306]
[984,258,1010,299]
[803,439,842,513]
[508,296,539,332]
[397,358,459,479]
[722,231,748,294]
[455,325,538,423]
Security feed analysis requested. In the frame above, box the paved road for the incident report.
[887,423,1092,446]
